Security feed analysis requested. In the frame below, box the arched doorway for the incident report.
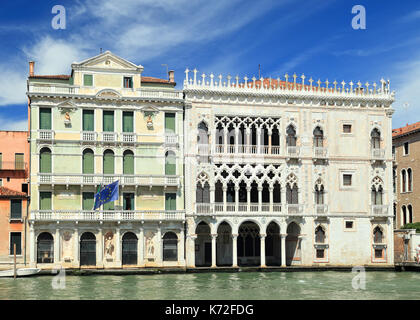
[286,222,301,266]
[266,222,281,266]
[217,222,232,266]
[80,232,96,266]
[163,232,178,261]
[122,232,138,266]
[37,232,54,263]
[195,222,211,267]
[238,221,260,266]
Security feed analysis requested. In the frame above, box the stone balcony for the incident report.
[195,202,306,216]
[371,204,389,216]
[37,173,180,188]
[30,210,185,222]
[371,148,385,162]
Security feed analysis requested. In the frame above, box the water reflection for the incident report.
[0,271,419,300]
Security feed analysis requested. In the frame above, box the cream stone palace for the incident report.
[26,52,395,269]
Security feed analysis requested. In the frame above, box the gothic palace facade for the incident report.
[26,52,395,269]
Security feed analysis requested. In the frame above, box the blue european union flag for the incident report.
[93,180,119,210]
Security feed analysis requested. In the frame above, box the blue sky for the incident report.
[0,0,419,130]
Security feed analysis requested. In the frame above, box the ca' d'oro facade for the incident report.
[183,71,395,267]
[27,52,185,268]
[26,52,395,270]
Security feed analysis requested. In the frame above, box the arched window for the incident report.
[402,205,407,225]
[165,151,176,175]
[313,127,324,147]
[286,175,298,204]
[371,128,381,149]
[315,226,325,243]
[401,169,406,193]
[39,147,52,173]
[103,149,114,174]
[315,179,324,205]
[37,232,54,263]
[163,232,178,261]
[407,168,412,192]
[373,226,383,244]
[197,122,209,145]
[196,182,210,203]
[82,149,94,174]
[123,150,134,175]
[286,125,297,147]
[408,205,413,223]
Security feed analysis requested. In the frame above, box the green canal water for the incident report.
[0,271,419,300]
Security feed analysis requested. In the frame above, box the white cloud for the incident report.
[0,65,27,105]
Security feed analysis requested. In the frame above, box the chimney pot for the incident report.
[168,70,174,83]
[29,61,35,77]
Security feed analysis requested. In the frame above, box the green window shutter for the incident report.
[123,111,134,132]
[84,74,93,86]
[165,113,175,134]
[123,152,134,174]
[82,192,94,210]
[40,149,51,173]
[165,193,176,211]
[165,152,176,175]
[83,110,94,131]
[103,201,114,210]
[11,199,22,219]
[83,150,94,174]
[103,111,114,132]
[103,151,114,174]
[10,233,22,255]
[40,192,52,210]
[39,108,51,130]
[15,153,24,170]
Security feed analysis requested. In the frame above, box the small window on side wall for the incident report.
[345,221,354,229]
[123,77,133,89]
[343,174,352,186]
[343,124,352,133]
[403,142,409,155]
[84,74,93,86]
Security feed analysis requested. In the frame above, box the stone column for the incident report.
[186,234,196,268]
[235,186,239,212]
[234,128,239,153]
[269,186,274,212]
[268,130,272,154]
[178,228,185,265]
[210,187,215,207]
[156,225,162,265]
[137,226,144,266]
[246,128,251,153]
[73,227,79,267]
[281,234,287,267]
[258,187,262,212]
[115,227,121,266]
[257,127,261,153]
[54,228,60,264]
[247,186,251,212]
[97,229,103,268]
[211,233,217,267]
[232,233,238,267]
[223,185,227,212]
[29,223,35,267]
[223,128,228,153]
[260,234,266,267]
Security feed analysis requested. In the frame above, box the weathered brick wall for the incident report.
[394,230,412,262]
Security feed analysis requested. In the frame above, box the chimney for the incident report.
[29,61,35,77]
[168,70,174,83]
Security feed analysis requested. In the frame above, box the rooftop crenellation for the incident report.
[183,68,395,101]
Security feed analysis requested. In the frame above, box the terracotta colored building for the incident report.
[392,121,420,228]
[0,131,30,265]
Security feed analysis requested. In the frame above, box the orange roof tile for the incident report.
[392,121,420,138]
[29,75,71,80]
[0,187,27,198]
[141,76,175,85]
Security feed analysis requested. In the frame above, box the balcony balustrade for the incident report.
[371,205,388,216]
[38,130,54,141]
[315,204,328,215]
[287,146,300,158]
[371,148,385,161]
[286,204,303,214]
[195,202,284,215]
[31,210,185,222]
[121,132,136,143]
[38,173,180,187]
[102,132,118,143]
[82,131,97,142]
[165,134,178,145]
[313,147,328,159]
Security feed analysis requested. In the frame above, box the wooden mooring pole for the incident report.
[13,243,17,279]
